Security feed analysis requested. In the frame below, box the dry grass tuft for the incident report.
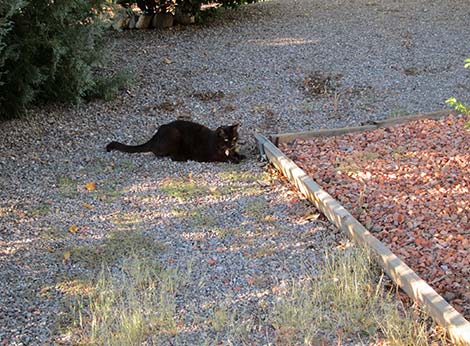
[270,247,443,345]
[71,256,181,345]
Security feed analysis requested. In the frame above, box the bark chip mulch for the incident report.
[280,114,470,320]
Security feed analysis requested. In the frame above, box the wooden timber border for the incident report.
[255,110,470,345]
[271,110,456,145]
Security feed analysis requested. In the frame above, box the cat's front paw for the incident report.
[228,153,245,164]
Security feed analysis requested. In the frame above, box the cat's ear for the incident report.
[231,123,239,132]
[216,127,226,137]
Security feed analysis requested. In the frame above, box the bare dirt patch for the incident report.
[281,114,470,319]
[302,71,343,97]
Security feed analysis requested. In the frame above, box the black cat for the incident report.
[106,120,245,163]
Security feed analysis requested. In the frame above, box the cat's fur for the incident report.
[106,120,245,163]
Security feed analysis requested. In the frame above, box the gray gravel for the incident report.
[1,0,469,344]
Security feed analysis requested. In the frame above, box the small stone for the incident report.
[128,14,138,29]
[152,12,174,29]
[444,291,456,301]
[136,14,153,29]
[175,9,195,25]
[113,16,130,30]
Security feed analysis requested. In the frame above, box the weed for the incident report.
[335,157,361,175]
[169,206,217,229]
[84,158,109,175]
[254,244,277,258]
[243,197,269,221]
[401,31,413,49]
[404,67,420,76]
[243,85,260,94]
[446,97,470,116]
[192,90,225,101]
[303,71,343,97]
[57,176,78,198]
[270,247,433,345]
[74,256,180,345]
[391,146,415,160]
[332,91,341,118]
[28,204,51,217]
[335,151,380,175]
[446,57,470,129]
[56,279,95,297]
[41,226,68,240]
[152,99,183,112]
[252,104,269,113]
[215,171,269,196]
[212,226,243,239]
[68,231,165,268]
[218,170,270,183]
[188,206,217,228]
[206,305,256,344]
[96,185,126,203]
[300,100,316,114]
[211,308,229,332]
[160,178,209,200]
[112,211,141,231]
[355,183,368,216]
[358,152,380,161]
[389,109,410,118]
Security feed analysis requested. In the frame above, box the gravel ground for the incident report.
[1,0,469,344]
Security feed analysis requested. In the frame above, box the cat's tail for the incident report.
[106,140,151,153]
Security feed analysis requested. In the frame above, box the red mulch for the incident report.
[280,114,470,320]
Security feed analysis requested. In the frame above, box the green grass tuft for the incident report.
[160,179,210,200]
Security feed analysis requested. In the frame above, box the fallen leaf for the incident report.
[85,181,96,191]
[81,203,94,209]
[69,225,78,234]
[415,237,432,247]
[207,258,217,266]
[63,251,71,261]
[305,213,320,221]
[163,57,173,65]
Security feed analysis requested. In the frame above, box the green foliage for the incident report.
[0,0,128,120]
[446,58,470,130]
[445,97,469,116]
[464,58,470,69]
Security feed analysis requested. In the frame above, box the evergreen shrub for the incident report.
[0,0,127,120]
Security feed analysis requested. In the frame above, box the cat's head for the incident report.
[216,124,240,150]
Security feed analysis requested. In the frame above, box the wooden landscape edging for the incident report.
[255,118,470,345]
[271,110,456,145]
